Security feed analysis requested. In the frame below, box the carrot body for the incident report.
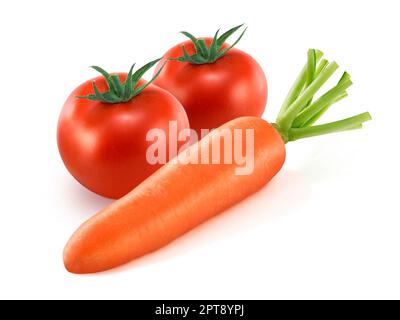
[64,116,286,274]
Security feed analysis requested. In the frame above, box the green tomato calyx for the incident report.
[172,24,247,65]
[77,58,164,103]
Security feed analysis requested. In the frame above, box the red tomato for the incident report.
[153,38,267,134]
[57,73,189,199]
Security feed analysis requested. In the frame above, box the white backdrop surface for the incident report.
[0,0,399,299]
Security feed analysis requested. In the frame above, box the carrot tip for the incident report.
[63,245,86,275]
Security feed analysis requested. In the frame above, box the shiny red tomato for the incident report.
[57,64,189,199]
[153,27,267,134]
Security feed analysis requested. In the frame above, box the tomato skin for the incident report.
[57,74,189,199]
[153,38,267,134]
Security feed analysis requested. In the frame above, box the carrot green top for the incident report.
[272,49,371,143]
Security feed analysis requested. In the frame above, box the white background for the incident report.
[0,0,399,299]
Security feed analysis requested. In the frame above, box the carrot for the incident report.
[64,49,371,274]
[64,116,285,273]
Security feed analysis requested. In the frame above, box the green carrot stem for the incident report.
[302,91,348,127]
[338,71,351,84]
[315,58,328,76]
[306,49,316,86]
[287,112,372,141]
[277,61,339,131]
[273,49,371,143]
[277,50,323,120]
[293,78,353,128]
[301,49,318,111]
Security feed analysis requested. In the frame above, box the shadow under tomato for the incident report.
[60,177,113,219]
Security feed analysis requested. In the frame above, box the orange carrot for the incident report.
[64,49,371,274]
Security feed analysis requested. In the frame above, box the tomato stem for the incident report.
[274,49,371,143]
[171,24,247,64]
[76,58,164,103]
